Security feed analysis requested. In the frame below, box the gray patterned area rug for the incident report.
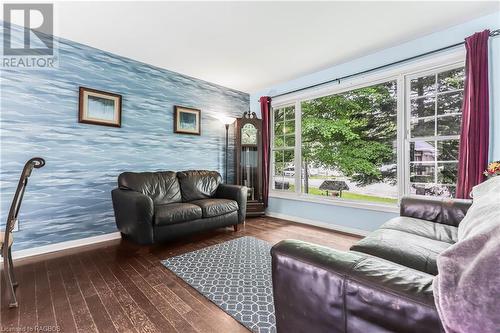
[161,236,276,333]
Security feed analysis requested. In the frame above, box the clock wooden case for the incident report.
[235,111,265,216]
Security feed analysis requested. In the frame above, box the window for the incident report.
[272,105,295,193]
[301,81,398,204]
[270,56,465,208]
[407,67,464,198]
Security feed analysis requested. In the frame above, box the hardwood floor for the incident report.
[1,217,361,332]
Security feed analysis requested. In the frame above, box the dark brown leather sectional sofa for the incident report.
[112,170,247,244]
[271,196,472,333]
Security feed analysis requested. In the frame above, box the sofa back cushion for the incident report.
[118,171,181,205]
[400,196,472,227]
[177,170,222,202]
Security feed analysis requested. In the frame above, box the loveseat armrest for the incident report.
[271,240,442,333]
[111,188,154,244]
[400,196,472,227]
[215,184,248,223]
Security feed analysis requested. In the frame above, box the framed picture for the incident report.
[79,87,122,127]
[174,105,201,135]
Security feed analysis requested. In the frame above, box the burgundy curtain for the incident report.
[456,30,490,199]
[260,96,272,207]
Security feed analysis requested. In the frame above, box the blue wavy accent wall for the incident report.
[0,23,249,251]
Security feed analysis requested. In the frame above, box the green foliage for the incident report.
[301,82,397,185]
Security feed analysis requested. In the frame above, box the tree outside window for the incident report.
[300,81,398,203]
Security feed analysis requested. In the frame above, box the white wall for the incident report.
[251,12,500,233]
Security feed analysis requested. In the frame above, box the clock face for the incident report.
[241,123,257,145]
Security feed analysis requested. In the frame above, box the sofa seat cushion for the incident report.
[190,199,238,218]
[154,203,202,226]
[350,229,452,275]
[380,217,458,244]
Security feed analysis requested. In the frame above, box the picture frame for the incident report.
[174,105,201,135]
[78,87,122,127]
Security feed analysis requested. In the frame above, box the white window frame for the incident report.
[404,63,465,198]
[269,50,465,212]
[270,102,296,192]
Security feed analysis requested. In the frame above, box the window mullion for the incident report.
[402,74,411,198]
[434,73,438,186]
[294,100,301,194]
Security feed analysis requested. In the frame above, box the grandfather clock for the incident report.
[235,111,265,216]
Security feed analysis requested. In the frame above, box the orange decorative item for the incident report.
[483,161,500,178]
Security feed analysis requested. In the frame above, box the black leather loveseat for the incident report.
[112,170,247,244]
[271,196,472,333]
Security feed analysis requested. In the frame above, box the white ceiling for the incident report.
[49,1,500,92]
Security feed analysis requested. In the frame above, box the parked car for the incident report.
[284,167,295,177]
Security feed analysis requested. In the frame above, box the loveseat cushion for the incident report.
[350,229,452,275]
[190,199,238,218]
[154,203,202,226]
[118,171,181,205]
[400,196,472,227]
[177,170,222,202]
[380,216,458,244]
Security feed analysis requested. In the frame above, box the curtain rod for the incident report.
[261,28,500,101]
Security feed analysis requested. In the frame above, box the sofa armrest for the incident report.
[111,188,154,244]
[400,196,472,227]
[215,184,248,223]
[271,240,442,333]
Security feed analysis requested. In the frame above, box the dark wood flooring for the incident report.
[1,217,361,332]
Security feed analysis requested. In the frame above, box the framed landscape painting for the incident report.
[79,87,122,127]
[174,105,201,135]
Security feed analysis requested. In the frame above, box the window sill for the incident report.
[269,191,400,213]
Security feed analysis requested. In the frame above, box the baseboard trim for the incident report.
[8,232,122,261]
[7,214,368,261]
[265,212,371,237]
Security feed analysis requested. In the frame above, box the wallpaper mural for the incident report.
[0,23,249,251]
